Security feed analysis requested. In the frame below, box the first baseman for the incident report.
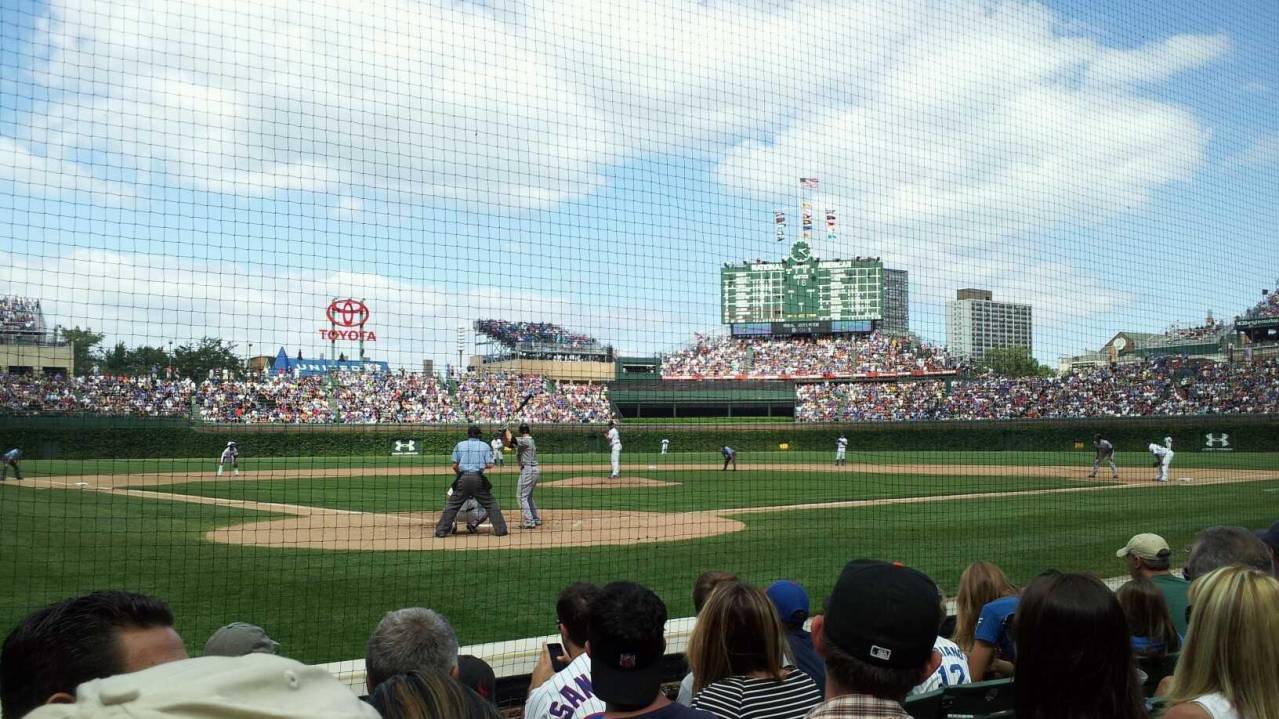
[507,423,542,529]
[217,441,239,476]
[835,434,848,466]
[606,420,621,478]
[1090,433,1118,479]
[1148,440,1174,483]
[1,448,22,481]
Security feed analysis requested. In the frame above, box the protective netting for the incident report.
[1,0,1277,701]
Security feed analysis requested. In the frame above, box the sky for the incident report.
[1,0,1276,370]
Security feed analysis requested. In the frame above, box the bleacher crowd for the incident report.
[797,358,1279,422]
[0,296,42,335]
[2,523,1275,719]
[1242,291,1279,320]
[661,334,955,380]
[475,320,600,350]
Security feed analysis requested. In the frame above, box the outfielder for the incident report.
[490,435,505,466]
[660,438,669,455]
[507,423,542,529]
[1148,440,1174,483]
[1,448,22,481]
[606,420,621,478]
[721,446,737,471]
[1090,433,1118,479]
[835,434,848,466]
[217,441,239,476]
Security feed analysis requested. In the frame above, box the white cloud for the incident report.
[1236,132,1279,167]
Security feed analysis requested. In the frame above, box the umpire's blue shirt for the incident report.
[453,438,494,473]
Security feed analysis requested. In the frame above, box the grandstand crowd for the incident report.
[0,296,42,335]
[1242,291,1279,320]
[661,333,955,380]
[796,358,1279,422]
[475,320,600,350]
[2,524,1276,719]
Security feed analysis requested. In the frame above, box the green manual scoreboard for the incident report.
[721,240,884,328]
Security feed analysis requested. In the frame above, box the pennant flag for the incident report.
[826,209,837,231]
[800,177,820,189]
[775,210,786,225]
[802,203,813,231]
[776,225,786,241]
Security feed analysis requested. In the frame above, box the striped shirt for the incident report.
[691,668,822,719]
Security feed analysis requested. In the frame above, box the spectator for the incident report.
[24,654,379,719]
[525,583,604,719]
[1013,572,1148,719]
[588,582,715,719]
[765,580,825,698]
[368,669,498,719]
[366,608,459,694]
[457,655,497,706]
[910,588,970,697]
[1115,579,1182,658]
[0,591,187,719]
[686,581,821,719]
[1116,532,1190,635]
[951,562,1016,680]
[1161,566,1279,719]
[807,560,943,719]
[677,571,739,704]
[203,622,279,657]
[1252,520,1279,572]
[1183,526,1275,581]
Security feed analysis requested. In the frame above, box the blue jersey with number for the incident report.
[974,595,1019,660]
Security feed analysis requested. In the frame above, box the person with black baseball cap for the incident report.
[434,425,508,537]
[588,582,715,719]
[808,560,943,719]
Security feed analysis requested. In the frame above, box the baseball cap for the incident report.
[1116,533,1172,560]
[589,583,666,707]
[821,560,941,670]
[457,655,496,703]
[203,622,279,657]
[766,580,810,625]
[24,654,379,719]
[1254,521,1279,552]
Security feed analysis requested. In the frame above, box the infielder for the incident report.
[835,434,848,466]
[1090,433,1118,479]
[217,441,239,476]
[660,438,669,455]
[434,425,508,537]
[1148,440,1174,483]
[606,420,621,478]
[490,435,505,466]
[1,448,22,481]
[721,446,737,471]
[506,423,542,529]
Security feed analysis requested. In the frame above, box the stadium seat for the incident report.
[905,678,1015,719]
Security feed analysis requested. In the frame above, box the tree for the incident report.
[60,326,104,375]
[172,338,242,380]
[979,346,1055,378]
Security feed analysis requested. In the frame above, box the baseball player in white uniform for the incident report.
[1148,440,1174,483]
[217,441,239,476]
[490,435,505,466]
[660,438,669,455]
[835,434,848,466]
[606,420,621,478]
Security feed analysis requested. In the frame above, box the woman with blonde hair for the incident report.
[686,580,821,719]
[952,562,1017,680]
[1161,566,1279,719]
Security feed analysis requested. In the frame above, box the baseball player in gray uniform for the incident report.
[1090,433,1118,479]
[506,423,542,529]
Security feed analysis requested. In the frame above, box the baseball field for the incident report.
[2,446,1277,664]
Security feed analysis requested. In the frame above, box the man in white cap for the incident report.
[217,442,239,477]
[1116,533,1189,635]
[203,623,279,657]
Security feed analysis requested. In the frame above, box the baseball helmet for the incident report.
[518,423,531,434]
[227,441,237,447]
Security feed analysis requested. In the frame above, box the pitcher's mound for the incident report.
[545,476,679,488]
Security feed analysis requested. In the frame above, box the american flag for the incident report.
[799,177,819,189]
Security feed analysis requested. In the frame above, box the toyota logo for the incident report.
[326,299,370,328]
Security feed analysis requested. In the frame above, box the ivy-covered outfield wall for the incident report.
[3,415,1275,459]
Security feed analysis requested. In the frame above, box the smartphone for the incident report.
[547,642,570,673]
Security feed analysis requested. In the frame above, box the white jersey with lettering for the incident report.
[523,653,604,719]
[910,637,971,696]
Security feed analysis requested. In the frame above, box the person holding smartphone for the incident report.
[525,583,604,719]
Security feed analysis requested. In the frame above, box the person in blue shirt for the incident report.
[433,426,508,537]
[968,594,1019,680]
[1,448,21,481]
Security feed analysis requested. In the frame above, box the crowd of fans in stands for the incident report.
[661,333,955,380]
[797,358,1279,422]
[475,320,600,350]
[0,371,611,424]
[1242,290,1279,320]
[1,522,1275,719]
[0,296,42,335]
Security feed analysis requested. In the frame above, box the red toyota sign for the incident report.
[320,299,377,341]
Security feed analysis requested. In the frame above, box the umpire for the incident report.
[434,425,509,538]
